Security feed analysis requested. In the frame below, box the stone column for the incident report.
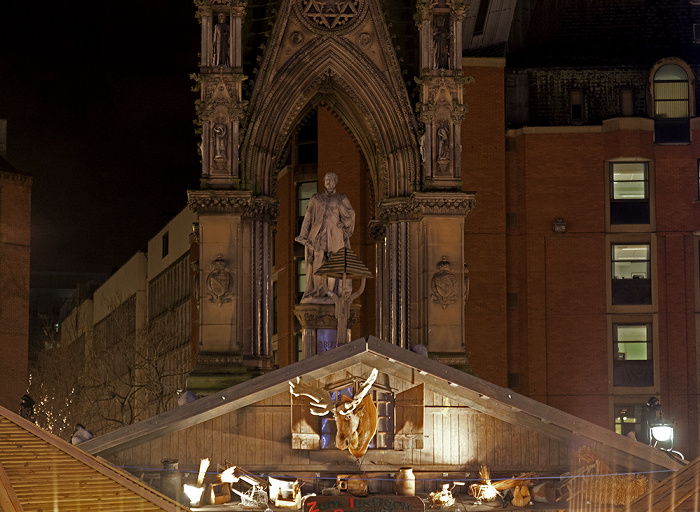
[197,0,247,190]
[414,193,474,360]
[415,0,473,191]
[186,191,277,395]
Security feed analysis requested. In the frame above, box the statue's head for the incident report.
[324,172,338,191]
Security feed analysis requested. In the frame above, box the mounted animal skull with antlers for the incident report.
[289,368,379,458]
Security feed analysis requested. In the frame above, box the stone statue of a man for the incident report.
[213,14,230,67]
[295,172,355,302]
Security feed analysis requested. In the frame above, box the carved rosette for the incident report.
[431,257,458,309]
[207,255,233,305]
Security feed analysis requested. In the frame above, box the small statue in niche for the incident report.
[213,123,227,160]
[433,15,450,69]
[213,13,230,67]
[437,124,450,161]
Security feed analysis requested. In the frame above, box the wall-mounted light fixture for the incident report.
[552,218,567,233]
[647,397,684,459]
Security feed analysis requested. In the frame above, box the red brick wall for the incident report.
[0,174,31,412]
[462,62,508,386]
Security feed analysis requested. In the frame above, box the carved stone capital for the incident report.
[413,192,476,216]
[378,197,421,222]
[294,303,361,329]
[378,192,475,221]
[368,219,387,241]
[188,190,280,221]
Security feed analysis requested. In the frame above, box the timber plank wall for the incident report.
[106,364,569,487]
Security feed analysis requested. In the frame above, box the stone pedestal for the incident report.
[186,352,273,396]
[293,303,361,358]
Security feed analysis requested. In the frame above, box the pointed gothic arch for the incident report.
[241,3,421,204]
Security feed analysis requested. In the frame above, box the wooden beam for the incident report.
[0,462,24,512]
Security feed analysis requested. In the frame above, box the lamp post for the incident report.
[646,397,684,460]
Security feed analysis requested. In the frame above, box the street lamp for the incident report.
[646,397,684,460]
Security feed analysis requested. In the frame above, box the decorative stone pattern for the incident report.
[206,255,233,305]
[431,257,458,309]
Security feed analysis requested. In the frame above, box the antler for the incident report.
[337,368,379,416]
[289,377,334,416]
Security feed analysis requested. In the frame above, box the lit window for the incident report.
[295,258,307,304]
[611,244,651,305]
[614,403,647,441]
[296,181,317,235]
[610,162,649,224]
[653,63,690,143]
[613,324,653,387]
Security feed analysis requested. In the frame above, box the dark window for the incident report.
[296,111,318,165]
[611,244,651,305]
[295,332,303,362]
[272,280,278,336]
[570,89,583,123]
[162,232,169,258]
[653,64,690,144]
[610,162,649,224]
[620,87,634,117]
[473,0,490,35]
[613,324,653,387]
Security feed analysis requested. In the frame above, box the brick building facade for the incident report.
[0,155,31,413]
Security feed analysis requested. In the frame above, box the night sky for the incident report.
[0,1,202,273]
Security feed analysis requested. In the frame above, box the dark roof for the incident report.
[508,0,699,67]
[0,155,31,179]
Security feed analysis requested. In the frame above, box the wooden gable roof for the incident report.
[0,405,190,512]
[627,456,700,512]
[81,337,681,477]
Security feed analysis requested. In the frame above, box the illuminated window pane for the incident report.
[613,244,650,279]
[610,162,649,224]
[614,324,653,387]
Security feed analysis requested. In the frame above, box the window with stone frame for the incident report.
[613,323,653,387]
[609,162,649,225]
[611,243,651,305]
[653,63,691,144]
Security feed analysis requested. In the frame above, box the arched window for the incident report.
[652,62,692,143]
